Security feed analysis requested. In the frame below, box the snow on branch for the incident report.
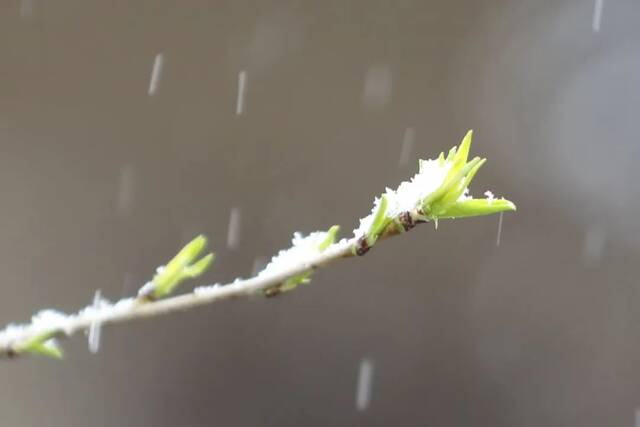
[0,130,515,360]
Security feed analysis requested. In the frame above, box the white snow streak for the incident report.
[592,0,604,33]
[236,70,248,115]
[355,358,375,411]
[88,290,102,354]
[399,127,416,166]
[227,207,242,249]
[148,53,165,96]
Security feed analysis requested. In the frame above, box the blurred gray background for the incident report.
[1,0,639,425]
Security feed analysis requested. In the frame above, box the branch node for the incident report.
[354,237,371,256]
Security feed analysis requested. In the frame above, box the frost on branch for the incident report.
[0,298,136,359]
[259,225,341,297]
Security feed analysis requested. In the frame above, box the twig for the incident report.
[0,220,419,358]
[0,130,516,360]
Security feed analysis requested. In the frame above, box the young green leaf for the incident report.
[366,195,392,246]
[436,198,516,219]
[318,225,340,252]
[453,129,473,166]
[280,271,313,292]
[446,145,457,162]
[182,253,215,279]
[419,131,516,221]
[16,331,63,359]
[436,158,487,211]
[150,235,215,299]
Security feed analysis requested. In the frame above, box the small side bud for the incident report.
[419,130,513,222]
[367,195,391,246]
[264,271,313,297]
[15,331,63,360]
[182,253,215,279]
[352,195,392,256]
[318,225,340,252]
[141,235,215,300]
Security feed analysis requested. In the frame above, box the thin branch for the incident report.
[0,231,368,358]
[0,130,516,360]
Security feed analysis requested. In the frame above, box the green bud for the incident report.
[280,271,313,292]
[420,130,516,221]
[151,235,215,299]
[182,254,215,279]
[454,129,473,166]
[318,225,340,252]
[16,331,63,359]
[367,195,392,246]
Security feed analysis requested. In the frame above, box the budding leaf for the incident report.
[437,157,486,211]
[280,271,313,292]
[318,225,340,252]
[182,254,215,279]
[150,235,215,299]
[455,129,473,166]
[420,130,516,221]
[16,331,63,360]
[367,195,392,246]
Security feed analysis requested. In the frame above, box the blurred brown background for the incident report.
[1,0,640,425]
